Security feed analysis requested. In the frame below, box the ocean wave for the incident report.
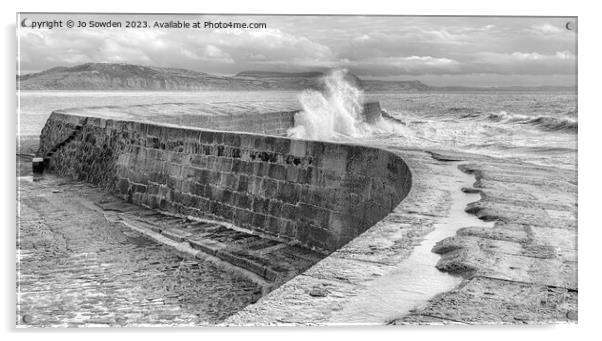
[445,107,482,118]
[288,69,368,140]
[464,142,575,153]
[487,111,577,133]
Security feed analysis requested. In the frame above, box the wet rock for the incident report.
[309,285,329,297]
[435,249,478,275]
[428,152,464,162]
[456,225,530,244]
[392,156,577,325]
[392,277,577,324]
[461,187,481,194]
[431,236,478,255]
[521,244,558,259]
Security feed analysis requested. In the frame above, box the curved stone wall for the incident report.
[38,111,412,252]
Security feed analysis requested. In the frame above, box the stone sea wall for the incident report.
[38,110,412,252]
[170,111,296,136]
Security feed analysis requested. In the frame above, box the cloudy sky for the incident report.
[18,14,577,86]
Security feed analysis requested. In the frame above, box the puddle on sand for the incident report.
[329,162,495,325]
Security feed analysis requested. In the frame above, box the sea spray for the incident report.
[288,69,368,140]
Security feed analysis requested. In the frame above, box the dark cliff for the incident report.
[18,63,272,91]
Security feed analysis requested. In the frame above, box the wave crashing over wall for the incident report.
[288,69,370,140]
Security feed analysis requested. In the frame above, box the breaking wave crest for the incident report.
[287,69,372,140]
[487,111,577,133]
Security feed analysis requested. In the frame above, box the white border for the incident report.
[2,1,598,340]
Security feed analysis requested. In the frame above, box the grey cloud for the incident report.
[18,14,577,85]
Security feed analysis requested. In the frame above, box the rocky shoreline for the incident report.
[393,151,577,324]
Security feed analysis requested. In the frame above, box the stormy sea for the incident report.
[18,80,577,170]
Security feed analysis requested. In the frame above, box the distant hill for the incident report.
[17,63,432,92]
[236,69,369,92]
[20,63,567,92]
[362,79,432,92]
[17,63,274,91]
[235,71,324,78]
[236,70,330,91]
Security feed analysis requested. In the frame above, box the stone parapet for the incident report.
[38,108,410,252]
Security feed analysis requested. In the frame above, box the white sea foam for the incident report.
[287,69,372,140]
[487,110,577,132]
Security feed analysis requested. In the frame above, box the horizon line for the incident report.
[17,62,577,89]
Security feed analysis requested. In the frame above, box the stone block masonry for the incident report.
[165,111,296,136]
[38,109,412,252]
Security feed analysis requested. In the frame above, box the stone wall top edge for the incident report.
[49,111,405,168]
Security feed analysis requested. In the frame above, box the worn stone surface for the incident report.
[398,276,577,324]
[391,151,577,325]
[51,101,383,138]
[106,196,326,287]
[16,175,262,327]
